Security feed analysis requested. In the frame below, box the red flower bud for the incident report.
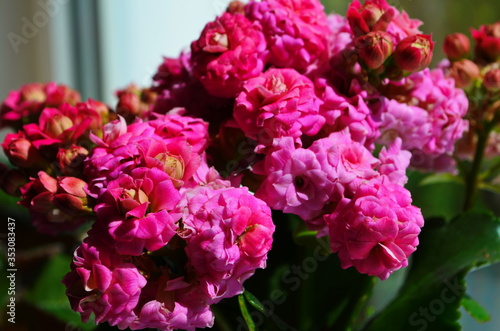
[2,133,46,169]
[394,34,434,73]
[472,22,500,63]
[227,1,245,14]
[448,59,480,89]
[355,31,394,69]
[483,68,500,91]
[443,33,470,60]
[57,145,88,176]
[347,0,395,37]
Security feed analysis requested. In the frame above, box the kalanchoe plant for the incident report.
[1,0,500,331]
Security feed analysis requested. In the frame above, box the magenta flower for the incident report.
[234,68,324,149]
[377,138,411,186]
[191,12,267,98]
[255,137,335,220]
[309,131,380,199]
[22,101,105,149]
[246,0,331,73]
[94,167,180,255]
[326,177,424,280]
[148,112,209,154]
[316,77,380,149]
[62,235,147,328]
[176,186,275,302]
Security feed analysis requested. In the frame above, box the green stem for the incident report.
[464,129,488,211]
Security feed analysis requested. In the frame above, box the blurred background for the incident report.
[0,0,499,330]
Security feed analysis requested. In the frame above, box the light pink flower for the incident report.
[176,186,275,302]
[234,68,324,149]
[246,0,331,73]
[378,68,469,172]
[191,12,267,98]
[326,177,424,280]
[377,138,411,185]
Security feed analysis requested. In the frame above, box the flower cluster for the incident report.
[1,0,489,330]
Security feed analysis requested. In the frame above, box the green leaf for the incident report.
[24,254,96,331]
[461,295,491,323]
[243,291,266,314]
[365,211,500,331]
[238,294,256,331]
[419,173,464,186]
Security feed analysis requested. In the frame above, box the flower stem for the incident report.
[464,128,489,211]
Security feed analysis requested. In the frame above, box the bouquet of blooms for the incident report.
[1,0,499,330]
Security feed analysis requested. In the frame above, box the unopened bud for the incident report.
[347,0,394,37]
[394,34,434,73]
[45,114,74,137]
[443,33,470,60]
[448,59,480,89]
[472,22,500,62]
[2,134,45,169]
[483,68,500,91]
[355,31,394,69]
[227,1,245,14]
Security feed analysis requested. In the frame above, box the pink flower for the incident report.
[94,167,180,255]
[176,186,275,302]
[62,235,147,328]
[326,177,424,280]
[377,138,411,186]
[316,78,380,149]
[309,131,380,199]
[22,101,106,149]
[148,111,209,154]
[0,82,80,130]
[246,0,331,73]
[378,69,468,172]
[255,137,335,220]
[85,118,203,195]
[377,98,432,151]
[234,68,324,149]
[191,12,267,98]
[129,299,214,331]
